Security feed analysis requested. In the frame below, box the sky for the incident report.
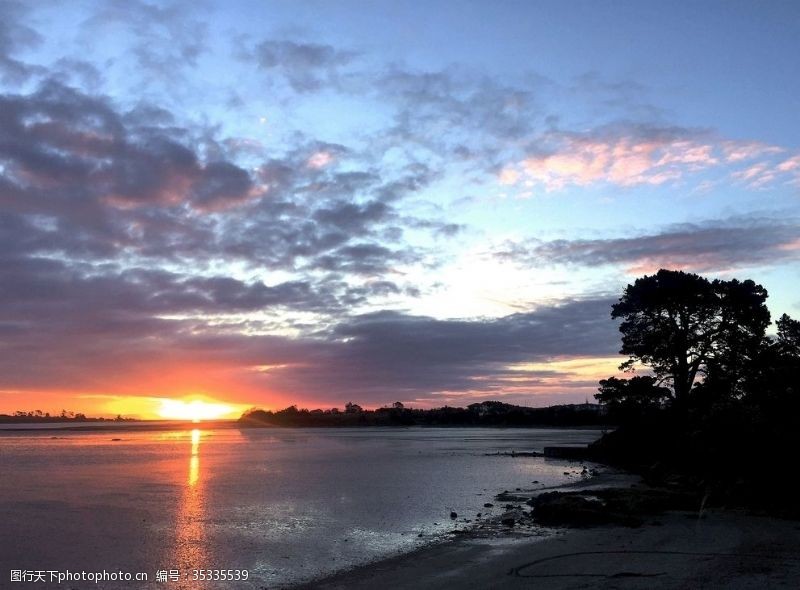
[1,0,799,418]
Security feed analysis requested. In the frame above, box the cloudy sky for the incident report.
[1,0,799,417]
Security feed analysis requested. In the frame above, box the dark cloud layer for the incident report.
[496,217,800,273]
[0,262,618,403]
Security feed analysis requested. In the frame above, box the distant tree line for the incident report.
[0,410,133,423]
[239,399,610,428]
[591,269,800,512]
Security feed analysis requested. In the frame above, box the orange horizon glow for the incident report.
[0,351,626,419]
[0,389,257,421]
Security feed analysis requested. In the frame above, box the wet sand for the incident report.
[297,471,800,590]
[299,509,800,589]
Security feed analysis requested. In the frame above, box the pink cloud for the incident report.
[731,155,800,189]
[778,238,800,252]
[722,141,783,162]
[777,155,800,173]
[503,133,719,191]
[499,131,799,192]
[307,150,335,169]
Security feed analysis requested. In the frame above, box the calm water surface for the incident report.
[0,427,601,588]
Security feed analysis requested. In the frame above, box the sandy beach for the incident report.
[298,471,800,590]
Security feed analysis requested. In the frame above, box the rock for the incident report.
[449,511,458,519]
[544,445,592,460]
[532,492,619,527]
[496,491,527,502]
[483,502,494,508]
[528,488,691,528]
[501,517,516,526]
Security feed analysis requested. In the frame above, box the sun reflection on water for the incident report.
[189,429,200,486]
[172,428,208,586]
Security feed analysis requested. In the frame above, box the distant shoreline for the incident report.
[0,420,612,432]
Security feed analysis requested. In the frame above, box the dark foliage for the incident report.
[0,410,134,423]
[612,269,770,402]
[595,269,800,515]
[596,375,671,421]
[239,400,610,428]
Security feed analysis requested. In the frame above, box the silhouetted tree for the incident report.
[344,402,363,414]
[611,269,769,404]
[776,313,800,356]
[595,376,671,420]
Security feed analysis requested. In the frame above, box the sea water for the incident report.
[0,427,601,588]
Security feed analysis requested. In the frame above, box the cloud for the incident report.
[0,80,454,277]
[498,124,720,190]
[0,80,254,210]
[0,1,43,83]
[191,161,255,211]
[243,39,546,168]
[312,243,418,275]
[495,216,800,274]
[731,154,800,189]
[722,140,784,163]
[242,297,621,405]
[0,278,618,406]
[498,124,800,192]
[0,68,479,407]
[79,0,209,86]
[239,36,800,195]
[252,40,357,92]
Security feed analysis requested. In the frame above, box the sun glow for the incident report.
[158,399,234,422]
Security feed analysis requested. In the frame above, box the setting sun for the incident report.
[158,399,234,422]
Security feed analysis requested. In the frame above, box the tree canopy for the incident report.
[610,269,770,401]
[593,269,800,513]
